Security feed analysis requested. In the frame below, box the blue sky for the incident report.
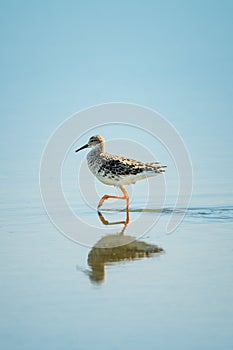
[1,0,233,197]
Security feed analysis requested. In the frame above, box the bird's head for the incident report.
[75,135,105,152]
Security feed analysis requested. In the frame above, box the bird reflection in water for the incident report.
[79,209,164,284]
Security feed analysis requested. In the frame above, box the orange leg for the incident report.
[97,186,129,210]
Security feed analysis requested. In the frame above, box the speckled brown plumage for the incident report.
[75,135,166,210]
[76,134,166,187]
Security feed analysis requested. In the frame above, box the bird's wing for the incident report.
[99,153,166,175]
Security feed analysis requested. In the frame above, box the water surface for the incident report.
[1,189,233,350]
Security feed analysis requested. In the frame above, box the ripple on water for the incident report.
[173,206,232,221]
[99,205,233,223]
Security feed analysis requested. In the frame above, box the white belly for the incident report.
[96,171,158,187]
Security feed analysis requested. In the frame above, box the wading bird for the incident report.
[75,135,166,211]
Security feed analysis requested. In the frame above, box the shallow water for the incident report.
[1,189,233,350]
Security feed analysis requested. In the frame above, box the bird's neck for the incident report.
[89,142,105,156]
[87,143,105,175]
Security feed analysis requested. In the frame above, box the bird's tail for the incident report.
[147,162,167,173]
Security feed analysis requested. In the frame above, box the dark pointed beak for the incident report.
[75,144,89,152]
